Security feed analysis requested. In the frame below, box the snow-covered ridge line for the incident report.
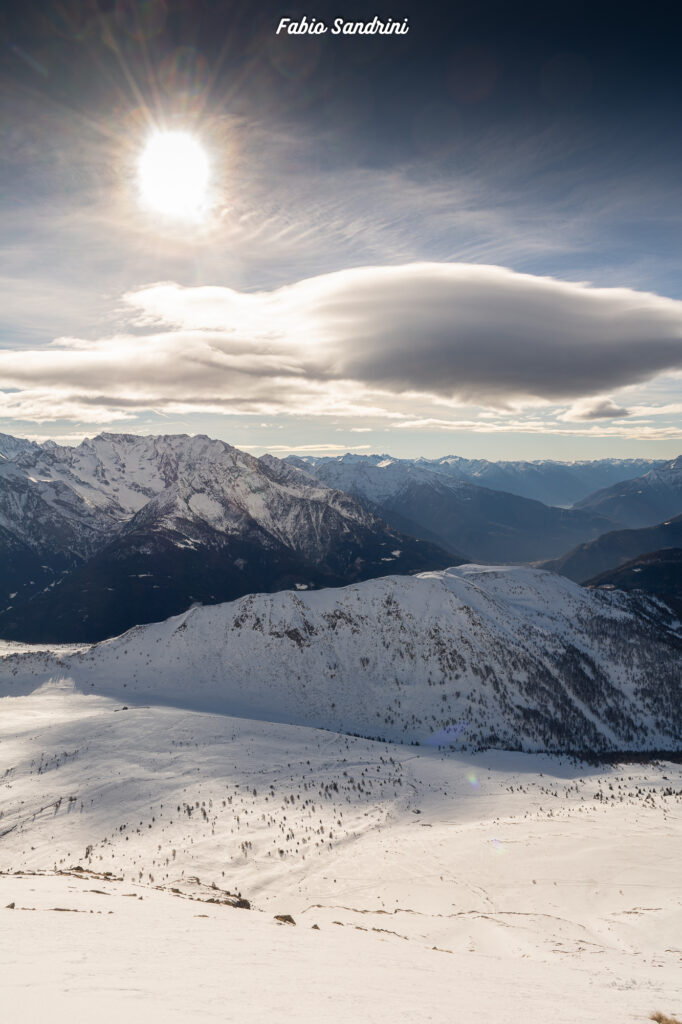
[0,431,364,538]
[1,564,680,753]
[290,450,668,507]
[0,431,453,642]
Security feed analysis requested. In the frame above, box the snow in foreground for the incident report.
[1,686,680,1023]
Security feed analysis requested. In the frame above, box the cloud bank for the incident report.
[122,263,682,404]
[2,264,682,429]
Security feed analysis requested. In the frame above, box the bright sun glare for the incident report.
[138,131,210,220]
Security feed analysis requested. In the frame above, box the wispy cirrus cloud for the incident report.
[390,418,682,441]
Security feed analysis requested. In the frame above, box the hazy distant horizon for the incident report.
[3,424,679,465]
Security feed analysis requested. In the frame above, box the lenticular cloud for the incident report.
[125,263,682,403]
[2,263,682,419]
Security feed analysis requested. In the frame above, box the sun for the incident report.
[138,131,210,220]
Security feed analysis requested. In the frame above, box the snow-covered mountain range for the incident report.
[575,455,682,527]
[292,452,663,507]
[0,433,453,641]
[2,431,679,645]
[287,453,620,563]
[3,564,680,753]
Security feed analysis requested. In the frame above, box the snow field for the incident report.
[1,687,680,1022]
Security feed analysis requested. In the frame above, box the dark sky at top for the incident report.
[4,0,682,173]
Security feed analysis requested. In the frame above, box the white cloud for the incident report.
[124,264,682,404]
[0,388,139,424]
[240,443,371,452]
[559,396,631,421]
[1,264,682,429]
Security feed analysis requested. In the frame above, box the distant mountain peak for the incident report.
[0,430,455,642]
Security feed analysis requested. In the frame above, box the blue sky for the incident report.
[2,0,682,459]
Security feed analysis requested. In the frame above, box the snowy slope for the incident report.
[288,452,453,505]
[2,565,680,753]
[1,688,680,1023]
